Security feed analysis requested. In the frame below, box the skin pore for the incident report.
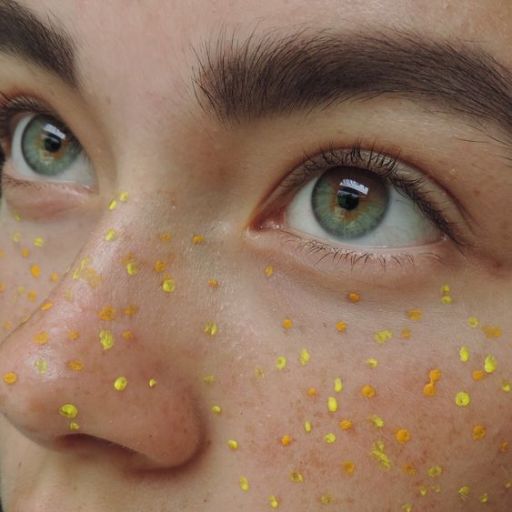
[0,0,512,510]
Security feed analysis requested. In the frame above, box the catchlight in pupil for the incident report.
[311,166,389,239]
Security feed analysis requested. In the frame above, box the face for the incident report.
[0,0,511,510]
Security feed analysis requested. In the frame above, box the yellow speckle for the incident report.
[366,358,379,368]
[34,358,48,374]
[11,232,21,243]
[441,282,450,292]
[211,405,222,415]
[427,465,443,477]
[30,264,41,278]
[108,199,117,210]
[371,440,391,469]
[342,461,356,475]
[441,295,452,304]
[484,354,497,374]
[33,236,45,247]
[458,486,471,500]
[407,309,422,321]
[280,434,293,446]
[126,261,139,276]
[276,356,287,370]
[468,316,480,328]
[482,325,502,339]
[50,272,60,282]
[40,301,53,311]
[98,305,116,321]
[361,384,376,398]
[395,428,411,444]
[207,278,219,288]
[104,228,118,241]
[192,234,205,245]
[269,495,280,508]
[502,381,511,393]
[264,265,274,277]
[370,415,385,428]
[459,346,470,362]
[347,291,361,303]
[290,471,304,483]
[99,330,114,350]
[472,425,486,440]
[374,329,392,344]
[67,360,84,371]
[33,331,49,345]
[2,372,17,384]
[339,419,353,431]
[153,260,167,273]
[455,391,471,407]
[162,277,176,293]
[239,476,249,492]
[255,367,265,378]
[499,441,509,453]
[118,191,129,202]
[324,432,336,444]
[204,322,218,336]
[327,396,338,413]
[148,378,157,388]
[282,318,293,330]
[69,421,80,431]
[319,495,332,505]
[304,421,313,433]
[124,305,138,317]
[479,493,488,504]
[402,504,413,512]
[113,376,128,391]
[59,403,78,419]
[334,377,343,392]
[418,485,428,497]
[203,374,216,384]
[299,348,310,366]
[227,439,238,450]
[335,321,347,332]
[68,330,80,341]
[27,290,38,302]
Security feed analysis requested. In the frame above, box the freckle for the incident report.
[304,421,313,433]
[207,278,219,288]
[324,432,336,444]
[482,325,502,339]
[484,354,497,373]
[33,331,49,345]
[347,291,361,303]
[339,419,353,431]
[203,322,218,336]
[2,372,18,384]
[307,386,317,397]
[98,305,116,321]
[455,391,471,407]
[40,301,53,311]
[69,421,80,431]
[269,495,280,508]
[211,405,222,415]
[502,381,511,392]
[162,277,176,293]
[370,415,385,428]
[335,321,347,332]
[239,476,250,492]
[59,403,78,419]
[342,461,356,475]
[374,330,392,344]
[99,330,114,350]
[395,428,411,444]
[68,330,80,341]
[459,346,470,362]
[472,370,485,381]
[366,358,378,368]
[290,471,304,483]
[361,384,376,398]
[104,228,118,241]
[34,358,48,374]
[327,396,338,412]
[30,264,41,278]
[467,316,480,328]
[276,356,287,370]
[282,318,293,330]
[299,348,310,366]
[118,191,129,202]
[280,434,293,446]
[108,199,117,210]
[472,425,486,440]
[33,237,44,247]
[67,360,84,371]
[264,265,273,277]
[148,378,157,388]
[227,439,239,450]
[191,234,205,245]
[407,308,422,321]
[499,441,509,453]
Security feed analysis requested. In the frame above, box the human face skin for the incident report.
[0,0,511,510]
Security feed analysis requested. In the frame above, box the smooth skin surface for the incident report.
[0,1,511,511]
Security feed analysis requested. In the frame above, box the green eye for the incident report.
[21,114,81,176]
[312,167,389,239]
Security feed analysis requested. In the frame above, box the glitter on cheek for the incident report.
[67,360,85,371]
[342,461,356,475]
[148,378,157,388]
[280,435,293,446]
[268,495,280,508]
[324,433,336,444]
[290,471,304,483]
[347,291,361,303]
[162,277,176,293]
[264,265,274,277]
[333,377,343,392]
[335,321,347,332]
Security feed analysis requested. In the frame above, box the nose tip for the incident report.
[0,278,204,471]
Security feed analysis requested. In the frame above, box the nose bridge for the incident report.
[0,204,205,470]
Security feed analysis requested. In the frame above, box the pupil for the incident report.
[43,134,62,153]
[337,188,360,211]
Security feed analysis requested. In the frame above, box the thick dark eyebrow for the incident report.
[0,0,77,87]
[193,27,512,135]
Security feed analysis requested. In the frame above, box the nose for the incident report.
[0,212,204,471]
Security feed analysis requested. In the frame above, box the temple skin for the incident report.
[0,1,511,511]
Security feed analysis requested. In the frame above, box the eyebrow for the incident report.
[0,0,77,87]
[193,27,512,136]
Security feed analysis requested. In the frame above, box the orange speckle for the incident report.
[482,325,502,339]
[122,330,134,341]
[67,330,80,341]
[429,369,442,382]
[403,463,417,476]
[40,302,53,311]
[342,461,356,475]
[280,434,293,446]
[361,384,376,398]
[282,318,293,330]
[472,425,486,441]
[335,321,347,332]
[339,419,353,431]
[67,360,85,371]
[30,264,41,278]
[153,260,167,273]
[98,305,116,321]
[400,328,412,340]
[407,309,422,321]
[472,370,486,381]
[33,331,49,345]
[208,278,219,288]
[499,441,509,453]
[395,428,411,444]
[423,382,436,396]
[347,292,361,303]
[307,387,318,397]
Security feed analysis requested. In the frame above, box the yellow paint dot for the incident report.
[440,295,452,304]
[339,419,353,431]
[104,228,118,241]
[264,265,274,277]
[455,391,471,407]
[113,376,128,391]
[50,272,60,282]
[227,439,239,450]
[467,316,480,328]
[21,247,30,258]
[499,441,509,453]
[459,346,470,362]
[374,329,393,344]
[280,434,293,446]
[324,432,336,444]
[407,308,422,321]
[204,322,218,336]
[370,415,385,428]
[395,428,411,444]
[34,358,48,374]
[327,396,338,413]
[59,403,78,419]
[347,291,361,303]
[276,356,287,370]
[472,425,486,440]
[334,377,343,392]
[299,348,310,366]
[98,305,116,321]
[366,358,379,368]
[342,461,356,475]
[108,199,117,210]
[282,318,293,330]
[502,381,511,393]
[254,367,264,378]
[192,234,205,245]
[335,321,347,332]
[371,440,391,469]
[33,331,49,345]
[148,378,157,388]
[118,191,129,202]
[126,261,139,276]
[361,384,376,398]
[290,471,304,483]
[159,232,172,242]
[484,354,497,374]
[203,374,216,384]
[69,421,80,431]
[479,493,489,504]
[418,485,428,497]
[239,476,250,492]
[400,327,412,340]
[427,465,443,477]
[40,301,53,311]
[162,277,176,293]
[207,278,219,288]
[33,236,45,247]
[304,421,313,433]
[269,495,280,508]
[211,405,222,415]
[99,330,114,350]
[458,486,471,499]
[67,360,84,371]
[153,260,167,273]
[402,504,413,512]
[27,290,38,302]
[319,495,332,505]
[2,372,17,384]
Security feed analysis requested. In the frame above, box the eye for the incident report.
[9,113,94,187]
